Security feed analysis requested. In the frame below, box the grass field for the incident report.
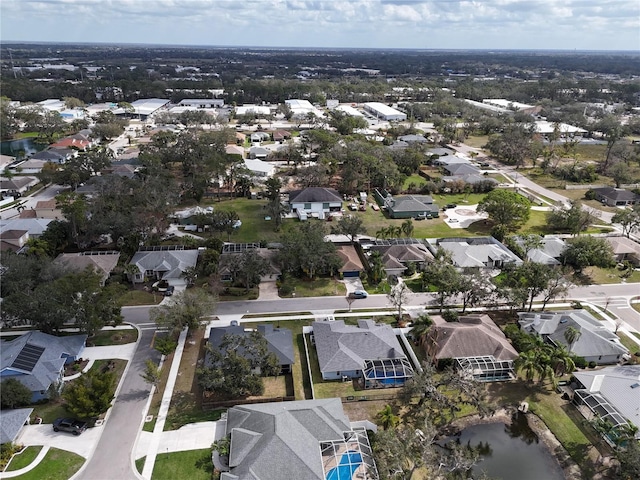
[151,449,213,480]
[464,135,489,149]
[279,277,346,298]
[88,328,138,346]
[5,446,43,472]
[9,448,84,480]
[119,290,164,306]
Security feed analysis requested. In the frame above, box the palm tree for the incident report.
[564,326,582,353]
[401,219,414,238]
[550,345,576,377]
[409,314,433,347]
[375,404,400,430]
[514,350,539,382]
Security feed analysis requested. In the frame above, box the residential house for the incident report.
[207,324,295,374]
[431,155,470,167]
[570,365,640,442]
[289,187,343,221]
[0,218,52,239]
[50,132,92,151]
[0,229,29,253]
[128,247,199,284]
[225,145,245,158]
[244,159,275,178]
[11,159,47,175]
[248,145,270,159]
[368,238,434,277]
[424,314,518,381]
[518,310,629,364]
[218,244,281,283]
[592,187,640,207]
[512,235,566,265]
[429,237,523,270]
[173,206,214,230]
[0,331,87,402]
[54,251,121,285]
[442,162,481,176]
[336,245,365,278]
[0,408,34,444]
[375,190,439,219]
[33,199,63,219]
[605,236,640,266]
[398,134,428,144]
[0,176,39,195]
[250,132,270,143]
[312,319,413,388]
[426,147,455,158]
[221,399,377,480]
[30,150,68,164]
[272,130,291,142]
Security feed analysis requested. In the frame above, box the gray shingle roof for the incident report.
[289,187,342,204]
[207,324,295,367]
[224,399,351,480]
[518,310,629,359]
[388,195,439,214]
[0,408,33,444]
[130,249,198,279]
[593,187,639,202]
[0,331,87,393]
[313,319,406,375]
[435,237,522,268]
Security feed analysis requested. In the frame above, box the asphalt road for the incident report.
[74,307,160,480]
[0,183,66,220]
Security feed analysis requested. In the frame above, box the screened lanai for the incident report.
[320,427,378,480]
[573,390,628,427]
[363,358,414,389]
[455,356,515,382]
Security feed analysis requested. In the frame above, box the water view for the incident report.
[452,414,564,480]
[0,138,47,157]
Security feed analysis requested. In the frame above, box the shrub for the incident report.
[279,283,295,296]
[574,357,587,368]
[571,301,583,309]
[588,361,598,368]
[442,309,459,323]
[154,335,178,355]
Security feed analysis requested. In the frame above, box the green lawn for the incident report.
[151,449,213,480]
[9,447,84,480]
[618,333,640,361]
[464,135,489,149]
[577,266,640,285]
[164,408,224,432]
[5,446,43,472]
[306,333,361,398]
[402,174,427,191]
[136,457,145,474]
[88,328,138,346]
[279,277,346,298]
[200,197,295,243]
[119,289,163,306]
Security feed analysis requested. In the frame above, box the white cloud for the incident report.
[0,0,638,50]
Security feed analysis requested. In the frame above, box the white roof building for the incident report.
[483,99,535,111]
[363,102,406,121]
[114,98,170,117]
[534,121,587,135]
[335,104,365,117]
[285,99,324,118]
[244,159,275,178]
[235,104,271,116]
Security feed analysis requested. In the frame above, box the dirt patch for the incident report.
[447,408,583,480]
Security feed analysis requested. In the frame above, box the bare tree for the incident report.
[387,282,411,322]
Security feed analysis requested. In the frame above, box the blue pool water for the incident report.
[326,450,363,480]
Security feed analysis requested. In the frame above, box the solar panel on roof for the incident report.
[11,343,45,372]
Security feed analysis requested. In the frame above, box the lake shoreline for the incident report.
[446,407,583,480]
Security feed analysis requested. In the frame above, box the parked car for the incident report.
[164,285,175,296]
[152,280,169,292]
[348,290,369,299]
[415,213,427,220]
[53,418,87,436]
[446,203,457,209]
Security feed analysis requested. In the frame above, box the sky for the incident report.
[1,0,639,51]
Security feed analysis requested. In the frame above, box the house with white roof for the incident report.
[512,235,567,265]
[571,365,640,442]
[244,159,275,178]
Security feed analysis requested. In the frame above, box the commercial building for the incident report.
[363,102,406,121]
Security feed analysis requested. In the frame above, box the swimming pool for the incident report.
[325,450,363,480]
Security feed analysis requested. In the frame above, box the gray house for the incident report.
[368,239,434,277]
[312,319,413,388]
[571,365,640,441]
[289,187,343,221]
[381,193,440,219]
[221,399,378,480]
[592,187,640,207]
[128,247,199,284]
[0,408,34,444]
[207,324,295,374]
[518,310,629,364]
[429,237,522,269]
[0,332,87,402]
[512,236,566,266]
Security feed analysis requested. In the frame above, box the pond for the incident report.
[447,414,565,480]
[1,137,47,157]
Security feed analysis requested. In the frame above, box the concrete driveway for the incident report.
[17,424,102,458]
[135,421,219,460]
